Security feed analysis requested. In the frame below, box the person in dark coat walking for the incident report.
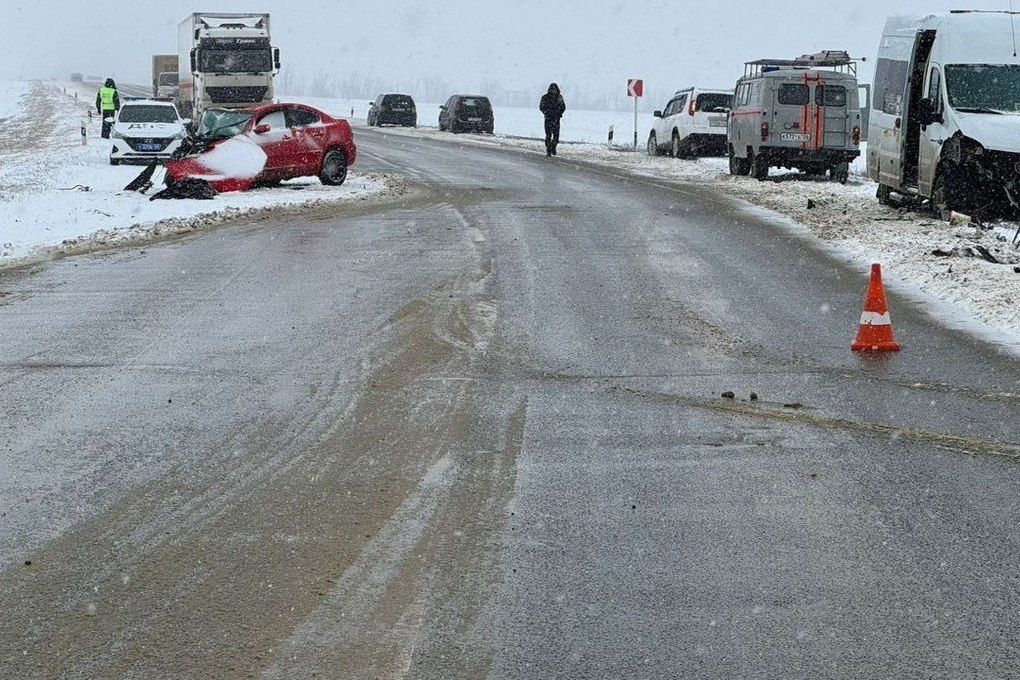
[96,78,121,139]
[539,83,565,156]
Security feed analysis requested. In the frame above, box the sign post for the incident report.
[627,78,644,150]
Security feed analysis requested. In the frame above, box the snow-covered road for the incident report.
[2,81,1019,348]
[359,118,1020,351]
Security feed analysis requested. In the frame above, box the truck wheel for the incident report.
[319,149,348,186]
[647,133,659,156]
[750,150,768,181]
[876,183,892,206]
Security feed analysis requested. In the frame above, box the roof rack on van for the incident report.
[744,50,859,78]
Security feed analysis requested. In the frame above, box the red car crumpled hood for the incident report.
[164,135,268,192]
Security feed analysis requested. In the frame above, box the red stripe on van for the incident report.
[814,74,824,150]
[801,73,810,150]
[802,71,823,150]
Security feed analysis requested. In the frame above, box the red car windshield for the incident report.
[197,110,254,139]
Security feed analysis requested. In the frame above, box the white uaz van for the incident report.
[728,52,862,183]
[869,11,1020,216]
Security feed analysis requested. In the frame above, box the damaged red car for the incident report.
[164,103,357,192]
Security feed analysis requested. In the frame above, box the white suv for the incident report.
[110,99,189,165]
[647,87,733,158]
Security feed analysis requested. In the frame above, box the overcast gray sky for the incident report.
[7,0,1004,100]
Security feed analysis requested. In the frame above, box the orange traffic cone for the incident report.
[851,263,901,352]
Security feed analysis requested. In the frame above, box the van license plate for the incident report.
[780,133,811,142]
[709,118,727,127]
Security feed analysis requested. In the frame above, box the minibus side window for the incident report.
[874,57,908,115]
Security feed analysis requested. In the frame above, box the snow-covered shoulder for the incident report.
[0,81,396,269]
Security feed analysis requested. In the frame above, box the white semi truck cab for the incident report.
[177,12,280,119]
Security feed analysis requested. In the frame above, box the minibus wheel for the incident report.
[876,184,892,205]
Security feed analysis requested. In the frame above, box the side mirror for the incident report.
[440,105,447,110]
[254,124,270,134]
[273,47,281,71]
[190,48,197,74]
[653,110,663,118]
[918,98,941,126]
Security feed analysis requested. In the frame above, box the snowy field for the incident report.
[291,95,655,146]
[2,81,1019,352]
[0,81,396,267]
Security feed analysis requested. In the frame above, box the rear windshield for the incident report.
[696,93,733,113]
[196,109,252,139]
[383,95,415,108]
[778,84,810,106]
[458,97,492,113]
[815,85,847,107]
[118,105,179,123]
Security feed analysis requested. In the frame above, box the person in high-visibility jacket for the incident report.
[95,78,120,139]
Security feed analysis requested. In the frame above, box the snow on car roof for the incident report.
[122,99,177,107]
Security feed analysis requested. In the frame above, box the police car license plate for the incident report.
[780,133,811,142]
[709,118,727,127]
[392,108,406,112]
[137,144,161,151]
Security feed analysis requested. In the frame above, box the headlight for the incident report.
[112,129,126,139]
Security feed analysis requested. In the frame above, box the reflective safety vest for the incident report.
[99,86,117,111]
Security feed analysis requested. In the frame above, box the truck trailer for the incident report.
[152,54,179,99]
[176,12,280,119]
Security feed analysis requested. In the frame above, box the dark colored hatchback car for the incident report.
[438,95,494,134]
[367,93,417,127]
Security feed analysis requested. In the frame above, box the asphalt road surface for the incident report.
[1,129,1019,679]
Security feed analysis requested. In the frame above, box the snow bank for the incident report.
[0,81,30,121]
